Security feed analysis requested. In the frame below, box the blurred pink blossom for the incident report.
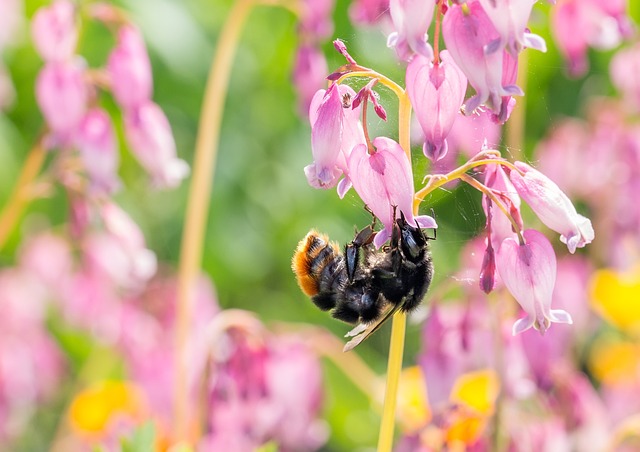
[35,59,87,140]
[551,0,632,77]
[497,229,572,335]
[200,312,326,451]
[75,108,121,194]
[91,202,157,290]
[31,0,77,62]
[292,44,328,116]
[298,0,335,40]
[349,0,389,25]
[0,270,64,441]
[406,50,467,162]
[107,25,153,110]
[124,101,189,188]
[610,42,640,111]
[387,0,435,61]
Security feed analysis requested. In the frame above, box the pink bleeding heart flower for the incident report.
[31,0,77,62]
[124,101,189,188]
[610,43,640,111]
[442,1,523,115]
[387,0,435,61]
[292,44,328,116]
[348,137,436,248]
[510,161,594,253]
[298,0,335,40]
[35,58,87,140]
[406,50,467,162]
[497,229,572,335]
[349,0,390,25]
[107,25,153,110]
[551,0,631,77]
[305,83,365,197]
[478,0,547,56]
[75,108,121,194]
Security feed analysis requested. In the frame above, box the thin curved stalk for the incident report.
[173,0,255,441]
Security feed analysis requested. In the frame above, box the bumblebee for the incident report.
[292,212,434,350]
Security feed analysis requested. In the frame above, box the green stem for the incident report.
[173,0,255,442]
[0,137,46,251]
[337,70,405,100]
[377,90,413,452]
[413,154,520,209]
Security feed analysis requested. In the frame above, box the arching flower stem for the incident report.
[460,173,525,244]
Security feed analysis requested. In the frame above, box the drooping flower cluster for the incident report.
[32,0,188,191]
[303,20,594,336]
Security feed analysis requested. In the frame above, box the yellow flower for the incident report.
[589,335,640,385]
[446,369,500,446]
[397,366,431,433]
[69,380,146,435]
[590,266,640,336]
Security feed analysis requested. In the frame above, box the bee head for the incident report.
[397,211,427,261]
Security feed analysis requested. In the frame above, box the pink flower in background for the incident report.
[76,108,121,194]
[292,45,328,117]
[298,0,335,40]
[0,0,23,50]
[35,59,87,139]
[348,137,436,247]
[510,161,594,253]
[19,232,72,296]
[406,50,467,161]
[107,26,153,110]
[387,0,435,61]
[0,270,64,441]
[349,0,389,25]
[551,0,631,77]
[478,0,546,56]
[124,101,189,188]
[31,0,77,62]
[95,202,157,289]
[497,229,572,335]
[447,110,502,158]
[610,43,640,111]
[200,312,326,451]
[442,1,523,115]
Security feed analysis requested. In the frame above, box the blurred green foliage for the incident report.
[1,0,638,450]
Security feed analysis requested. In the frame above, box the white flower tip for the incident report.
[512,316,534,335]
[549,309,573,325]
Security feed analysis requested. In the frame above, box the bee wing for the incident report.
[343,302,404,352]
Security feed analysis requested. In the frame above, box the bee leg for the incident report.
[311,292,338,311]
[332,300,361,324]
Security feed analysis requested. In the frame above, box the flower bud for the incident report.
[107,26,153,109]
[75,108,121,194]
[124,102,189,188]
[31,0,77,62]
[35,59,87,138]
